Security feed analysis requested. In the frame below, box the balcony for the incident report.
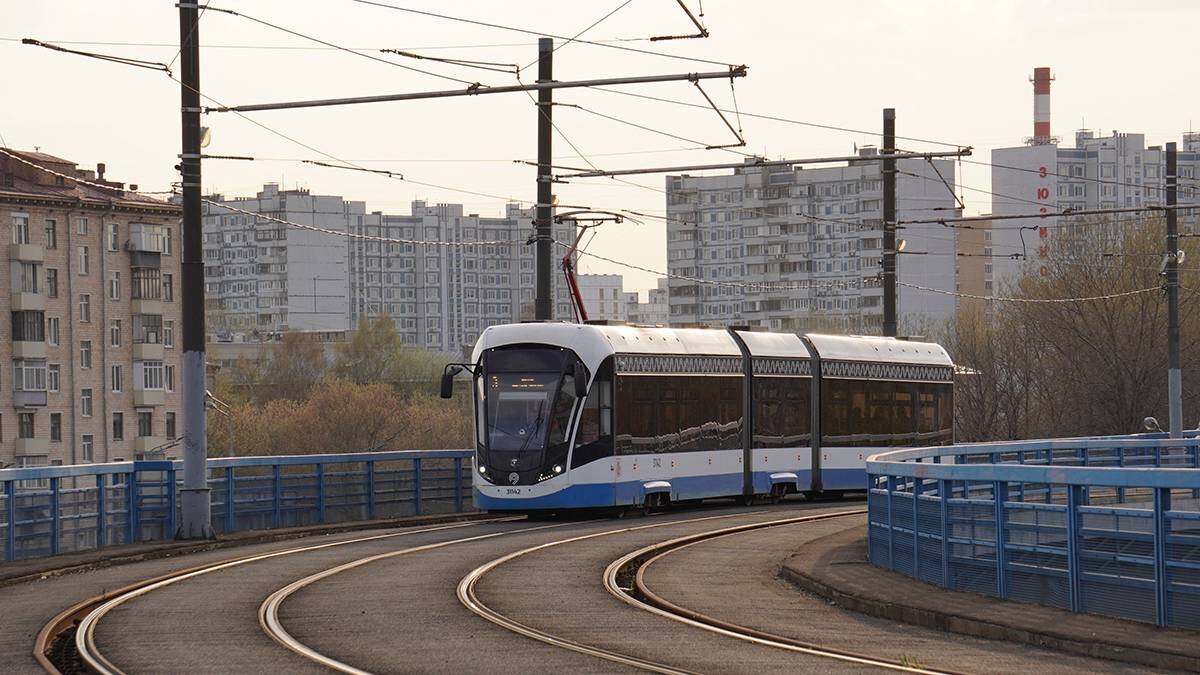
[12,341,46,359]
[131,298,162,315]
[8,243,44,262]
[127,224,165,253]
[14,438,48,456]
[14,390,47,408]
[134,389,165,407]
[10,291,44,312]
[133,342,164,361]
[134,436,168,454]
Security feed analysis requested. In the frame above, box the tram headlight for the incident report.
[478,465,488,475]
[553,464,563,474]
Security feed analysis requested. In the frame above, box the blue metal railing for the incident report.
[867,435,1200,628]
[0,450,473,563]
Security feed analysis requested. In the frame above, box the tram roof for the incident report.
[803,333,953,367]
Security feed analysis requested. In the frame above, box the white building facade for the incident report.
[665,151,961,333]
[991,131,1200,282]
[576,274,627,321]
[203,185,575,354]
[626,277,669,325]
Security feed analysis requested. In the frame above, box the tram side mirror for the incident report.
[1144,416,1162,432]
[440,365,463,399]
[571,362,588,399]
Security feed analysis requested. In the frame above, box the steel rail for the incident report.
[257,520,580,674]
[43,518,513,674]
[603,509,960,675]
[457,510,772,675]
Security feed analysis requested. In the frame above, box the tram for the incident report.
[440,323,953,513]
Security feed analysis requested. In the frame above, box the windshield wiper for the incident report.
[516,400,546,457]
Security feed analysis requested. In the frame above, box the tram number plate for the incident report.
[505,488,522,495]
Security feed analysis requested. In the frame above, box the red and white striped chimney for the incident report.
[1031,67,1053,145]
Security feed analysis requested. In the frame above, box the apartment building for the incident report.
[204,185,575,354]
[625,277,670,325]
[665,150,960,333]
[576,274,627,321]
[1,149,182,469]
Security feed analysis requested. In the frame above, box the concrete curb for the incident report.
[780,525,1200,672]
[0,510,490,589]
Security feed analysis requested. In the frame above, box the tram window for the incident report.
[615,375,743,455]
[753,377,811,448]
[572,359,614,468]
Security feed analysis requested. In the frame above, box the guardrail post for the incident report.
[912,478,921,578]
[271,465,282,529]
[413,458,423,516]
[96,474,106,548]
[1154,487,1171,627]
[366,461,377,521]
[1066,484,1083,612]
[886,475,896,570]
[224,467,236,533]
[454,457,464,512]
[940,478,951,587]
[1193,442,1200,500]
[166,466,177,539]
[993,480,1008,598]
[316,463,326,525]
[5,480,14,561]
[1118,446,1127,502]
[127,467,139,544]
[49,477,60,556]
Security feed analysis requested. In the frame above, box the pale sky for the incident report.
[4,1,1199,294]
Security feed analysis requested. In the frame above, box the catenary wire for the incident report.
[346,0,740,68]
[518,0,635,73]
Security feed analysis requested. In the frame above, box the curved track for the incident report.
[602,509,954,674]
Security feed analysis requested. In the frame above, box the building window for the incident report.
[82,435,94,462]
[12,214,30,244]
[18,412,34,439]
[163,226,172,255]
[80,340,92,369]
[109,271,121,300]
[46,268,58,298]
[166,412,176,440]
[79,294,91,322]
[132,267,161,300]
[133,314,162,344]
[164,364,175,392]
[11,311,45,342]
[139,361,165,390]
[15,262,40,293]
[81,388,93,417]
[110,319,122,347]
[78,245,90,275]
[48,364,60,392]
[112,412,124,441]
[50,413,61,442]
[47,317,60,346]
[107,222,119,251]
[163,321,174,348]
[76,216,87,235]
[138,411,152,438]
[111,364,122,392]
[162,273,174,301]
[13,359,48,392]
[45,219,57,249]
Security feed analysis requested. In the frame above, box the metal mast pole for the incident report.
[1167,141,1182,439]
[535,37,554,321]
[177,1,213,539]
[882,108,897,337]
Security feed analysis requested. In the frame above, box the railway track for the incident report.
[604,509,963,674]
[34,518,519,675]
[458,507,952,674]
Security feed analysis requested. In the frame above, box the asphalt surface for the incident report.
[0,497,1179,674]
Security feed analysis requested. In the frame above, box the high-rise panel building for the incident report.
[1,149,183,469]
[625,278,670,326]
[576,274,627,321]
[203,185,574,354]
[665,151,961,332]
[990,68,1200,282]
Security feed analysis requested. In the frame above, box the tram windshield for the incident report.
[479,347,581,484]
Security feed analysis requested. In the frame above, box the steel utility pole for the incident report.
[535,37,554,321]
[177,0,213,539]
[882,108,898,337]
[1166,141,1182,439]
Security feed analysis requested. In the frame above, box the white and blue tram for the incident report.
[441,323,953,513]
